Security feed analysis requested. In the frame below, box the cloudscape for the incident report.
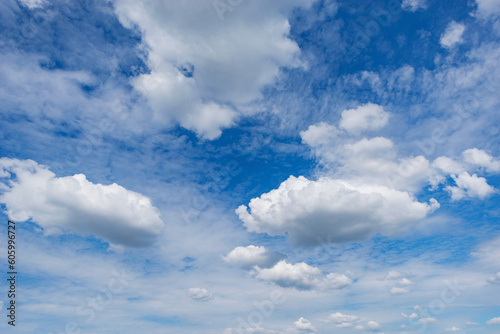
[0,0,499,333]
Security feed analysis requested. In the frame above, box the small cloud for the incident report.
[366,320,381,331]
[294,318,317,332]
[487,317,500,325]
[402,0,427,11]
[339,103,389,134]
[188,288,214,302]
[487,272,500,284]
[465,321,479,326]
[398,278,414,286]
[390,287,410,295]
[326,312,359,324]
[418,317,439,325]
[223,245,282,269]
[440,21,466,49]
[446,327,461,332]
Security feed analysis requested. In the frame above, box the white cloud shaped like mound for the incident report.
[236,176,439,246]
[440,21,466,49]
[462,148,500,172]
[223,245,282,269]
[339,103,389,133]
[446,172,496,200]
[294,317,317,332]
[402,0,427,11]
[113,0,313,139]
[487,317,500,325]
[254,260,352,291]
[0,158,163,247]
[475,0,500,16]
[188,288,214,302]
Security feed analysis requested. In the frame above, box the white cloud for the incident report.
[418,317,439,325]
[402,0,427,11]
[475,0,500,16]
[18,0,46,9]
[0,158,163,247]
[440,21,466,49]
[390,287,410,295]
[113,0,314,139]
[398,278,414,286]
[446,327,461,332]
[446,172,496,200]
[339,103,389,133]
[433,156,464,175]
[223,245,281,269]
[462,148,500,172]
[188,288,214,302]
[294,318,317,332]
[487,272,500,284]
[236,176,439,246]
[366,320,381,331]
[300,122,339,147]
[326,312,359,324]
[465,321,479,326]
[254,260,352,291]
[487,317,500,325]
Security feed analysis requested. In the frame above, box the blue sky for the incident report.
[0,0,500,333]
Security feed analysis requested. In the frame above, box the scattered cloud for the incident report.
[440,21,466,49]
[188,288,214,302]
[339,103,389,134]
[446,327,461,332]
[294,318,317,332]
[0,158,164,247]
[486,317,500,325]
[223,245,282,269]
[402,0,427,11]
[254,260,352,291]
[390,287,410,295]
[487,272,500,284]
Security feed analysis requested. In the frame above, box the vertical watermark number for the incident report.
[6,220,17,326]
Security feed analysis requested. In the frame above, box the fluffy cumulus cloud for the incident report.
[446,172,496,200]
[188,288,214,302]
[462,148,500,172]
[487,317,500,325]
[236,176,439,246]
[339,103,389,134]
[294,318,317,332]
[112,0,314,139]
[0,158,163,247]
[253,260,352,291]
[223,245,282,269]
[440,21,466,49]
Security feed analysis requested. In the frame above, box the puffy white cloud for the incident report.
[462,148,500,172]
[294,318,317,332]
[440,21,466,49]
[300,122,339,148]
[339,103,389,133]
[487,272,500,284]
[446,172,496,200]
[445,327,461,332]
[487,317,500,325]
[402,0,427,11]
[223,245,281,269]
[366,320,381,331]
[236,176,439,246]
[188,288,214,302]
[113,0,314,139]
[0,158,163,247]
[433,157,464,175]
[254,260,352,291]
